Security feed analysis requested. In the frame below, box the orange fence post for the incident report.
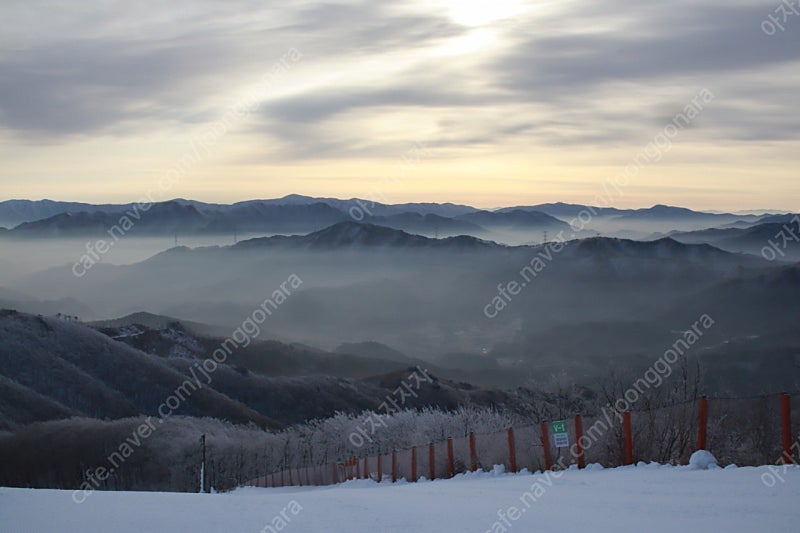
[411,447,418,482]
[782,393,793,464]
[623,411,634,465]
[447,437,455,477]
[391,450,398,483]
[507,428,517,473]
[469,432,478,472]
[540,422,552,471]
[697,396,709,451]
[429,442,436,480]
[574,415,585,469]
[377,455,383,483]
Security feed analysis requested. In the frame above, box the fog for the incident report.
[0,233,289,287]
[3,226,798,390]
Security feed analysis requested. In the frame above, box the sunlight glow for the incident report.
[446,0,526,27]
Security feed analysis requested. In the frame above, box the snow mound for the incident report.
[689,450,719,470]
[490,464,505,476]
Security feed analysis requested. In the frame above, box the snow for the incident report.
[111,325,143,339]
[1,463,798,532]
[689,450,719,470]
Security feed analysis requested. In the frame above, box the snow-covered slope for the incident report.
[1,463,798,532]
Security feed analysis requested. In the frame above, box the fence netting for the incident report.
[245,393,797,489]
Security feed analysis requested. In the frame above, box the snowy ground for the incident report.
[2,463,799,532]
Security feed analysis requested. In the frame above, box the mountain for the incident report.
[457,209,570,231]
[0,309,549,431]
[493,204,768,238]
[1,197,773,241]
[0,309,279,429]
[5,200,347,237]
[91,318,437,381]
[201,201,347,234]
[0,374,81,430]
[0,287,93,319]
[615,204,760,224]
[232,221,501,250]
[247,194,479,217]
[497,202,625,218]
[670,221,800,260]
[364,212,484,236]
[665,265,800,336]
[88,311,231,338]
[334,341,417,363]
[0,199,134,227]
[751,213,798,225]
[10,201,211,237]
[11,220,780,382]
[2,199,482,238]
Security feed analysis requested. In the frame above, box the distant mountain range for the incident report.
[669,221,800,260]
[0,198,562,239]
[493,202,765,224]
[0,196,790,239]
[615,204,761,223]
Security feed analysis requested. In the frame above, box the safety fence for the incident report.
[245,393,798,488]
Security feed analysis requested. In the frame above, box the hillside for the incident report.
[0,310,546,429]
[0,310,278,430]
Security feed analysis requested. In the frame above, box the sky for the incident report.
[0,0,798,211]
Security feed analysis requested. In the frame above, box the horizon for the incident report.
[0,194,791,215]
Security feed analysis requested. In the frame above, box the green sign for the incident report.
[551,420,569,448]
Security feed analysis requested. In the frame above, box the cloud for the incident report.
[492,1,800,95]
[0,1,462,139]
[0,0,798,155]
[0,36,251,137]
[479,0,800,144]
[234,0,800,159]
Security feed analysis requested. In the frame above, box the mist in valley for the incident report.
[3,214,798,394]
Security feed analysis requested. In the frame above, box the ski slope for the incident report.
[1,463,798,532]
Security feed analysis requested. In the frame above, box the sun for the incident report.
[446,0,526,27]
